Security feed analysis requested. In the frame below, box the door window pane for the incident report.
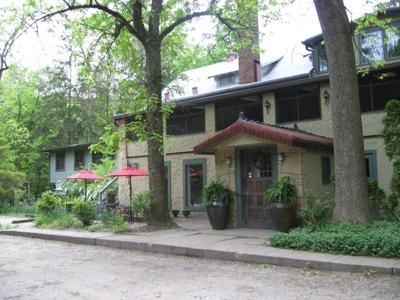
[164,162,171,209]
[185,161,205,208]
[321,156,331,185]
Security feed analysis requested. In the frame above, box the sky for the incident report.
[6,0,378,70]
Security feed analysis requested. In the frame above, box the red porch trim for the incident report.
[193,119,333,154]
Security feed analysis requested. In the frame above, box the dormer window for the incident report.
[214,71,239,88]
[315,44,328,73]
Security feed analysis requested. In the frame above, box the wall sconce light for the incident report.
[278,153,285,162]
[322,90,330,105]
[264,100,271,113]
[226,156,233,168]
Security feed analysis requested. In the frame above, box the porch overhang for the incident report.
[193,119,333,154]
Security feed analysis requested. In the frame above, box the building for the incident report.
[44,143,101,185]
[114,7,400,229]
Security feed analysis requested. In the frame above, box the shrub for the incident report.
[368,179,386,208]
[88,214,130,233]
[72,199,96,226]
[299,192,333,225]
[131,192,151,222]
[202,180,233,206]
[0,204,35,215]
[268,221,400,258]
[265,178,297,206]
[36,192,61,214]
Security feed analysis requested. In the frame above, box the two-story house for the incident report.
[113,6,400,229]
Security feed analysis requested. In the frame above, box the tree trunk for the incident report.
[313,0,370,224]
[144,38,171,225]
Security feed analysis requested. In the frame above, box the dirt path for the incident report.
[1,235,399,300]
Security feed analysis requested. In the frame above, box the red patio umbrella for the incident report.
[108,167,149,201]
[66,170,104,200]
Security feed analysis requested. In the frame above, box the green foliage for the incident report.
[368,179,386,208]
[36,192,61,214]
[0,204,35,215]
[299,192,334,225]
[383,100,400,198]
[72,198,96,226]
[34,211,83,229]
[131,192,151,222]
[88,213,130,233]
[202,180,233,205]
[268,221,400,258]
[265,178,298,206]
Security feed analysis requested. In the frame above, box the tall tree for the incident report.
[26,0,269,225]
[313,0,370,224]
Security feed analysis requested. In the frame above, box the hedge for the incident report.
[268,221,400,258]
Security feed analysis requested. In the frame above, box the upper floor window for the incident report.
[92,153,102,165]
[55,152,65,171]
[166,105,205,136]
[275,85,321,123]
[215,96,263,131]
[214,72,239,88]
[359,76,400,112]
[74,150,85,170]
[360,23,400,64]
[315,44,328,73]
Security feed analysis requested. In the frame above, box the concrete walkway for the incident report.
[1,215,399,276]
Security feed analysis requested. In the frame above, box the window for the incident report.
[74,150,85,170]
[164,161,171,210]
[365,150,377,180]
[315,44,328,73]
[321,156,331,185]
[359,77,400,112]
[184,159,206,210]
[276,85,321,123]
[55,152,65,171]
[360,23,400,64]
[92,153,102,165]
[128,162,139,168]
[215,72,239,88]
[215,96,262,131]
[166,106,205,136]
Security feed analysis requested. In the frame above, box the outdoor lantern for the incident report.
[264,100,271,113]
[322,89,330,105]
[226,156,233,168]
[278,153,285,162]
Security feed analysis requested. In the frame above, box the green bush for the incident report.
[265,178,297,206]
[72,199,96,226]
[34,212,82,229]
[88,214,130,233]
[368,179,386,208]
[131,192,151,222]
[299,192,333,225]
[268,221,400,258]
[0,204,35,215]
[36,193,61,214]
[202,180,233,205]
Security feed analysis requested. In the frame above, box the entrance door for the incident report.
[241,149,275,228]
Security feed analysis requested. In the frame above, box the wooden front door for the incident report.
[242,149,275,229]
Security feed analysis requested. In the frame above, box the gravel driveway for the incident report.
[1,235,399,300]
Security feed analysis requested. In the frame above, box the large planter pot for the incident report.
[207,203,229,230]
[270,203,297,232]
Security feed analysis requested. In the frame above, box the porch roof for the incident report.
[193,118,333,154]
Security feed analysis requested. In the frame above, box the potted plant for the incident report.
[202,180,233,230]
[265,178,298,232]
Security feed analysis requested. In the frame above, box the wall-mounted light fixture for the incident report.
[264,100,271,113]
[278,153,285,162]
[322,90,330,105]
[226,156,233,168]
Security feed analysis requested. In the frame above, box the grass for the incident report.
[268,221,400,258]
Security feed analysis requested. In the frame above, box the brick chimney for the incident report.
[238,5,260,84]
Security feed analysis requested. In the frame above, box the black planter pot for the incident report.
[270,203,297,232]
[207,203,229,230]
[172,210,179,218]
